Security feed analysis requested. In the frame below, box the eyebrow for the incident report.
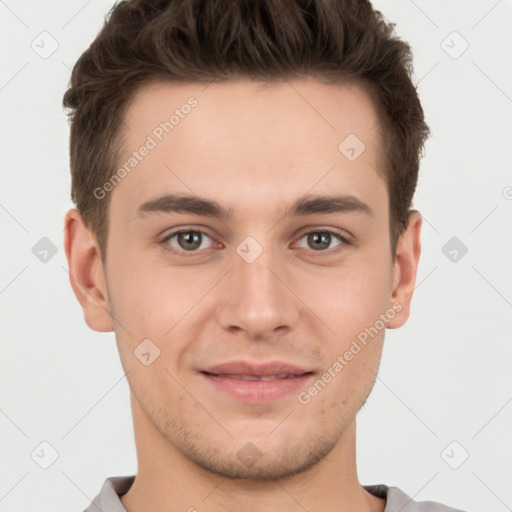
[135,193,374,220]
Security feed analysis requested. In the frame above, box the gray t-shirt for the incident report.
[82,475,466,512]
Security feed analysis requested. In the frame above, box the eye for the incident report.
[160,227,350,258]
[162,229,215,255]
[295,230,349,254]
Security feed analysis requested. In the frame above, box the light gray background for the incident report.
[1,1,511,511]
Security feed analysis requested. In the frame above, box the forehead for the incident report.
[114,78,386,219]
[123,77,382,150]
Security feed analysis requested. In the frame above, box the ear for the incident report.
[386,210,422,329]
[63,208,113,332]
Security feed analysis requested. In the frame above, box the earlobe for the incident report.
[63,208,113,332]
[386,210,422,329]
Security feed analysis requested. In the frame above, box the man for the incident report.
[63,0,464,511]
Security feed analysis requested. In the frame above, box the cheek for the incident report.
[106,253,213,356]
[316,271,387,404]
[300,258,391,340]
[106,252,167,340]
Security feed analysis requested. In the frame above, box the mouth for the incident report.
[199,361,315,402]
[201,372,311,381]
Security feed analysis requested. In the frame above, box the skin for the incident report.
[64,78,422,512]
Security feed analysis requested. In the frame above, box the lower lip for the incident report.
[200,372,314,402]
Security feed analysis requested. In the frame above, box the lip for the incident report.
[202,360,312,377]
[200,360,315,403]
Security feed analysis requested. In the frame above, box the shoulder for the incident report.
[364,484,467,512]
[82,475,135,512]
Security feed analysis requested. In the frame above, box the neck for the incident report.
[120,392,385,512]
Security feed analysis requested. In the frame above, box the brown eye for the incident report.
[296,230,347,252]
[307,232,333,250]
[163,229,215,254]
[176,231,203,251]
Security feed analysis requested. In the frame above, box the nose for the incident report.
[215,241,301,340]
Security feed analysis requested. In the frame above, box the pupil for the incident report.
[309,232,330,250]
[179,232,201,250]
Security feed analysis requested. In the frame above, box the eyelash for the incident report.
[160,228,351,258]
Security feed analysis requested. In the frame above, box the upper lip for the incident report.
[201,360,313,377]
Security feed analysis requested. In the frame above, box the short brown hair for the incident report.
[63,0,429,260]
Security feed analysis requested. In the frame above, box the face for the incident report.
[69,78,418,480]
